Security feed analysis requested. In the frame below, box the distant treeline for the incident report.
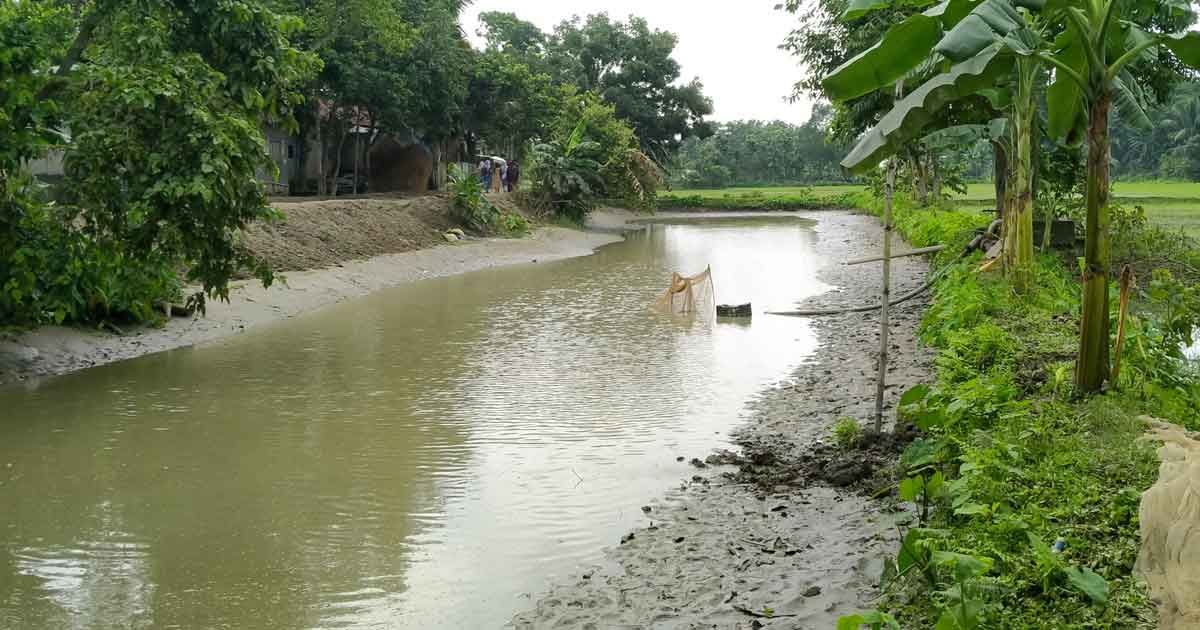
[668,105,853,189]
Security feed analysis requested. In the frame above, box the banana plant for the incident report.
[1037,0,1200,392]
[824,0,1049,292]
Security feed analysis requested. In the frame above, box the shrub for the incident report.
[527,121,605,223]
[448,164,499,230]
[832,417,864,450]
[499,210,530,236]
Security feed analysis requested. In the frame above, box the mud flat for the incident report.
[0,202,624,386]
[512,211,934,629]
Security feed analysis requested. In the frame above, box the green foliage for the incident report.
[498,210,531,236]
[850,197,1199,627]
[527,121,606,222]
[669,108,854,189]
[545,14,714,158]
[2,0,314,325]
[833,417,864,450]
[447,164,499,230]
[551,90,663,210]
[837,610,901,629]
[656,189,854,211]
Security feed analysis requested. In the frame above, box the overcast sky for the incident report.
[460,1,816,126]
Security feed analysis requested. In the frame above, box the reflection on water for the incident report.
[0,215,832,628]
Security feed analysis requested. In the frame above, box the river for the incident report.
[0,215,833,629]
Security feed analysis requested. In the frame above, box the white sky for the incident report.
[460,1,816,125]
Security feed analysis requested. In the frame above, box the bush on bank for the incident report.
[840,193,1200,628]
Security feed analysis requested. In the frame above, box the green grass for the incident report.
[671,182,1200,237]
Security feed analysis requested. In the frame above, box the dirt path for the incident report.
[0,216,622,386]
[512,211,934,629]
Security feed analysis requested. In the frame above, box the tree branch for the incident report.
[37,3,108,100]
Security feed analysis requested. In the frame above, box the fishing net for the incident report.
[653,266,714,316]
[1136,418,1200,630]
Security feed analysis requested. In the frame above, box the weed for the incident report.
[832,417,864,450]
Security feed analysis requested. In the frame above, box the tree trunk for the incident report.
[316,111,326,196]
[993,141,1007,220]
[352,126,361,196]
[432,140,446,191]
[1006,59,1036,293]
[912,149,929,206]
[332,119,348,198]
[930,152,943,202]
[1076,91,1113,393]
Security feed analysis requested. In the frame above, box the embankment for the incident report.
[0,196,623,385]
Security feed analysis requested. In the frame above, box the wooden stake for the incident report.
[875,80,903,434]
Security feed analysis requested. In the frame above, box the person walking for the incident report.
[507,160,520,191]
[498,159,509,193]
[479,157,492,192]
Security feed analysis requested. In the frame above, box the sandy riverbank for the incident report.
[512,211,934,629]
[0,212,626,386]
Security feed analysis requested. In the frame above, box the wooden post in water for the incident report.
[874,81,904,433]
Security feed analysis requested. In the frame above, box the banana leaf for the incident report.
[824,0,983,102]
[920,118,1008,148]
[936,0,1025,61]
[842,44,1013,171]
[842,0,941,21]
[1045,29,1086,141]
[1163,31,1200,67]
[1112,71,1152,131]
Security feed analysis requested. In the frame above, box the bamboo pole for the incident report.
[874,80,903,433]
[845,245,946,266]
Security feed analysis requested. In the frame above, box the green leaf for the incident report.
[1163,31,1200,68]
[838,614,867,630]
[1046,31,1087,141]
[921,121,1006,149]
[899,475,924,501]
[935,611,961,630]
[902,438,946,469]
[841,0,893,20]
[899,384,931,406]
[932,550,994,581]
[954,502,989,516]
[936,0,1025,62]
[1065,566,1110,604]
[841,43,1013,171]
[842,0,944,22]
[1112,74,1151,131]
[823,14,943,101]
[926,470,946,497]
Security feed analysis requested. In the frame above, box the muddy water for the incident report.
[0,215,832,629]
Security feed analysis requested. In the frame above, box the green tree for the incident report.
[547,14,714,160]
[1040,0,1200,391]
[3,0,316,324]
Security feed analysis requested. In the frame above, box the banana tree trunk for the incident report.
[1006,59,1036,293]
[993,141,1007,220]
[1076,90,1112,393]
[912,149,929,206]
